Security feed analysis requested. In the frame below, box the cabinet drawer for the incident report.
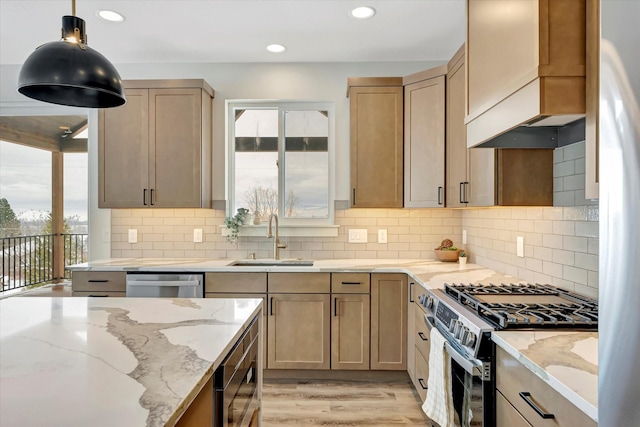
[331,273,370,293]
[268,273,330,293]
[72,271,126,292]
[205,272,267,293]
[72,291,126,298]
[496,347,596,427]
[413,305,430,361]
[497,391,532,427]
[414,344,429,402]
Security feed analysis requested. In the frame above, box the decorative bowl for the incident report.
[434,249,461,262]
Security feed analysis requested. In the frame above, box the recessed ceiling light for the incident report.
[351,6,376,19]
[96,10,125,23]
[266,44,286,54]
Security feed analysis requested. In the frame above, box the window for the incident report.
[227,101,335,226]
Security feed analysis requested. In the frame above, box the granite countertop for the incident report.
[66,258,523,290]
[492,330,598,422]
[0,297,263,427]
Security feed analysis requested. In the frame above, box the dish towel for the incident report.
[422,328,457,427]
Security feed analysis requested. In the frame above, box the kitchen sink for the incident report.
[228,259,314,267]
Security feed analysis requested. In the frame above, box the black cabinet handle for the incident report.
[437,186,443,205]
[519,392,555,419]
[269,297,274,316]
[334,297,338,316]
[150,189,155,206]
[418,332,428,341]
[352,188,356,205]
[459,182,464,204]
[409,282,414,302]
[418,378,428,390]
[143,189,147,206]
[88,294,109,297]
[88,279,108,283]
[341,281,361,285]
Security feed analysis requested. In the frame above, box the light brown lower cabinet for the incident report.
[71,271,126,296]
[175,376,213,427]
[267,293,331,370]
[496,346,596,427]
[413,343,430,402]
[496,391,532,427]
[409,297,431,400]
[371,273,408,370]
[331,293,370,370]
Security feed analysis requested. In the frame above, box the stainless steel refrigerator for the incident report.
[599,1,640,426]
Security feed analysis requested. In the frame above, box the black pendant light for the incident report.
[17,0,126,108]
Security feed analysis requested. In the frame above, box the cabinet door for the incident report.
[404,76,445,208]
[331,294,370,370]
[149,88,203,208]
[446,47,468,207]
[371,273,407,370]
[175,376,213,427]
[350,86,403,208]
[413,343,430,403]
[468,148,496,207]
[496,391,532,427]
[407,301,416,380]
[98,88,149,208]
[267,293,330,369]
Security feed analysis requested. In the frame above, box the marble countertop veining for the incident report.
[65,258,524,290]
[0,296,263,427]
[492,330,598,422]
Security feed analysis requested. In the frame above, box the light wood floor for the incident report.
[262,379,433,426]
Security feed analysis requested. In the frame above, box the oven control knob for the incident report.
[459,326,470,342]
[448,319,457,333]
[418,294,426,305]
[464,332,477,348]
[425,296,434,309]
[452,320,463,337]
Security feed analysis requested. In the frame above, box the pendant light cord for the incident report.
[72,0,76,16]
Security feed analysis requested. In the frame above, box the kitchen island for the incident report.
[0,296,263,427]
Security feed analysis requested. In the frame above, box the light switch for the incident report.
[348,229,368,243]
[193,229,203,243]
[517,236,524,257]
[378,229,387,244]
[128,229,138,244]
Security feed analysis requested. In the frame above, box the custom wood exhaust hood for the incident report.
[465,0,587,148]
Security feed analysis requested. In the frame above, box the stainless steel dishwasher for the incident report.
[125,273,204,298]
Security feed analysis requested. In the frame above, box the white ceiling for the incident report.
[0,0,466,65]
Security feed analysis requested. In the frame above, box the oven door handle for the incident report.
[444,341,483,377]
[424,314,483,377]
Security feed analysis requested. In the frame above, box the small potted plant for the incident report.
[224,208,249,243]
[458,250,467,266]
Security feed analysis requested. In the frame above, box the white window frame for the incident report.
[225,100,336,232]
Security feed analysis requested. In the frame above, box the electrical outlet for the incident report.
[378,229,387,244]
[193,229,203,243]
[462,230,467,244]
[128,229,137,244]
[517,236,524,257]
[348,229,368,243]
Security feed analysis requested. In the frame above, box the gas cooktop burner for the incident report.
[444,283,598,329]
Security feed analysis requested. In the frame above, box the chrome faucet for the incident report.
[266,213,287,260]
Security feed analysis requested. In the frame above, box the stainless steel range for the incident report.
[416,283,599,427]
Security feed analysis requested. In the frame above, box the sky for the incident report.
[0,140,88,221]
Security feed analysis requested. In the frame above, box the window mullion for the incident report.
[278,108,286,219]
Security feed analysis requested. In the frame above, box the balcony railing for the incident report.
[1,233,88,292]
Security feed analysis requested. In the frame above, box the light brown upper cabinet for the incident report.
[403,67,446,208]
[348,78,403,208]
[466,0,586,148]
[99,79,214,208]
[585,0,599,199]
[446,45,497,207]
